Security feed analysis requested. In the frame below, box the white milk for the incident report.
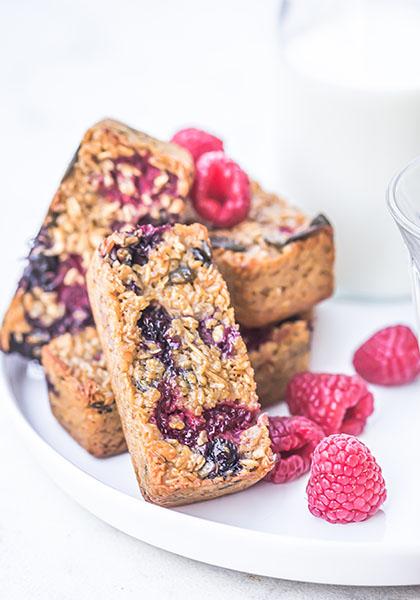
[277,2,420,298]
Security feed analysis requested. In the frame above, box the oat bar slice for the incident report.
[208,182,334,327]
[1,119,194,359]
[41,327,126,458]
[87,222,273,506]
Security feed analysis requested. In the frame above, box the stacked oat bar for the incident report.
[1,120,334,505]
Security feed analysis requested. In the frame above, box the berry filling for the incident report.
[153,379,204,447]
[152,393,256,467]
[171,128,224,162]
[265,416,325,484]
[202,438,240,479]
[192,151,251,228]
[97,154,179,222]
[136,302,256,478]
[16,232,93,356]
[240,324,273,352]
[198,319,239,358]
[203,403,256,441]
[138,303,171,344]
[137,304,178,373]
[109,224,169,267]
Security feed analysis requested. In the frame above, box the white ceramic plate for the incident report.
[2,300,419,586]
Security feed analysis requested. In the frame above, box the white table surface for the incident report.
[1,1,419,597]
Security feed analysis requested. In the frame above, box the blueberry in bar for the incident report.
[0,119,194,359]
[41,327,126,458]
[241,313,312,407]
[87,222,274,506]
[189,181,334,328]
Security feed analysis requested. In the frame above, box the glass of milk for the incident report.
[388,157,420,324]
[277,0,420,299]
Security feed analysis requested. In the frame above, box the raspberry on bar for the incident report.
[171,127,224,162]
[200,182,334,327]
[0,119,194,359]
[192,151,251,228]
[87,223,273,506]
[41,327,126,458]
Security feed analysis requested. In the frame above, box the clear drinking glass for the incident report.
[388,157,420,325]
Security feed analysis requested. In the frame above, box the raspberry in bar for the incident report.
[41,327,126,458]
[87,222,273,506]
[0,119,194,359]
[204,182,334,327]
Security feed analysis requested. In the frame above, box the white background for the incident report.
[0,1,419,597]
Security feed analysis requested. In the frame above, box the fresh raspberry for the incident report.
[265,416,325,484]
[286,372,374,436]
[192,151,251,228]
[307,434,387,524]
[353,325,420,386]
[171,128,224,162]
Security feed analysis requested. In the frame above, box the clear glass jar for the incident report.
[388,157,420,329]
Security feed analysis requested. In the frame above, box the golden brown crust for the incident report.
[87,223,273,506]
[216,229,334,327]
[42,332,126,458]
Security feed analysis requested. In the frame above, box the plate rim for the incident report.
[2,354,420,587]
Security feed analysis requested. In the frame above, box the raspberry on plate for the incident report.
[265,416,325,484]
[353,325,420,386]
[192,151,251,228]
[286,372,374,436]
[307,434,387,524]
[171,128,224,162]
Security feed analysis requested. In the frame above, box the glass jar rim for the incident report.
[388,155,420,239]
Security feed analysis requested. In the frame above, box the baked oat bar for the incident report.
[41,327,126,458]
[206,182,334,327]
[87,222,273,506]
[242,314,312,407]
[1,119,194,359]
